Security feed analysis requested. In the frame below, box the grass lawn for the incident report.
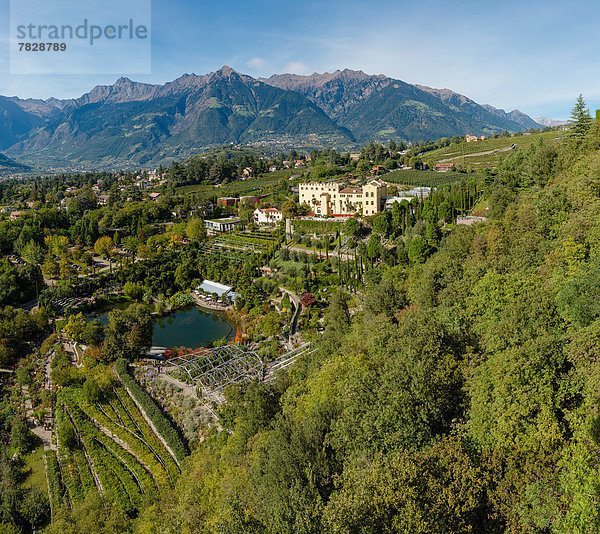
[22,445,48,493]
[286,239,342,254]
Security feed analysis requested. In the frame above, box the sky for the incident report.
[0,0,598,120]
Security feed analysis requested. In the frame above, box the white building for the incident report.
[298,179,387,216]
[254,208,283,225]
[197,280,240,301]
[385,196,414,210]
[385,187,432,210]
[204,217,243,233]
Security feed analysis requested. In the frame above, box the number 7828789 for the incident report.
[18,42,67,52]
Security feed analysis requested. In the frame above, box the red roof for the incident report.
[339,187,362,194]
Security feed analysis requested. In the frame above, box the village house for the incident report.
[9,211,26,221]
[148,192,161,201]
[216,197,238,207]
[465,134,486,142]
[299,179,387,216]
[435,163,455,172]
[254,207,283,225]
[370,165,386,175]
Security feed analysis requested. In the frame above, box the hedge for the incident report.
[45,450,66,513]
[115,359,189,462]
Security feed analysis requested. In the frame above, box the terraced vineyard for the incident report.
[383,169,462,187]
[200,228,282,259]
[50,374,184,516]
[177,173,284,198]
[217,229,280,249]
[418,130,562,168]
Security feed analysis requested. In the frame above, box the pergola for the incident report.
[167,345,264,403]
[166,342,315,405]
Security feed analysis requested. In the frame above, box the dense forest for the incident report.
[0,103,598,533]
[76,109,600,533]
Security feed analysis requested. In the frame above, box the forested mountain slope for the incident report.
[1,67,538,168]
[262,69,536,142]
[116,124,600,533]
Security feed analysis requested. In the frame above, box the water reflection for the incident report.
[87,305,234,348]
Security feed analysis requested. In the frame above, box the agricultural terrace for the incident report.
[420,130,562,168]
[383,169,463,188]
[176,170,293,199]
[199,227,282,260]
[49,364,185,517]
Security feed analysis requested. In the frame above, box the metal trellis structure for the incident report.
[166,342,315,405]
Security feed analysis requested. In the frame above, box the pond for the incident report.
[87,304,235,349]
[153,306,235,348]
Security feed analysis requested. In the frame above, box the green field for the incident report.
[23,445,48,492]
[383,169,464,187]
[420,130,563,169]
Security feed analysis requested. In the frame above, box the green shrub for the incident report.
[45,450,66,512]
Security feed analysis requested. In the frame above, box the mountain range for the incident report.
[0,66,547,169]
[533,117,568,127]
[0,153,30,173]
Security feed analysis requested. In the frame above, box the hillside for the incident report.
[0,152,30,173]
[5,67,354,168]
[535,117,569,127]
[120,119,600,533]
[418,129,562,169]
[262,69,537,142]
[0,96,44,151]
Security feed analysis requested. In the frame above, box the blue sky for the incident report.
[0,0,597,120]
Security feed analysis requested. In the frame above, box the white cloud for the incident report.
[246,56,267,69]
[284,61,310,74]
